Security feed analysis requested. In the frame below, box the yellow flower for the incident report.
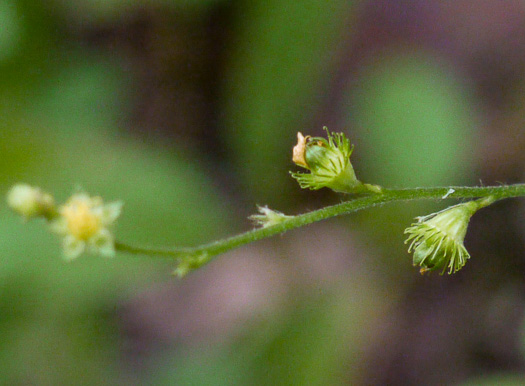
[51,193,122,260]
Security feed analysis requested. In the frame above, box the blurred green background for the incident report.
[2,0,525,384]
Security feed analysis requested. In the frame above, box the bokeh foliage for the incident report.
[1,2,233,382]
[2,0,525,384]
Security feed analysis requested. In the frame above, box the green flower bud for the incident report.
[291,127,380,194]
[173,253,208,278]
[249,205,293,228]
[404,197,495,274]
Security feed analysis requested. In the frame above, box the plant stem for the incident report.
[115,183,525,273]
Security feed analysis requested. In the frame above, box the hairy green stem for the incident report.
[115,183,525,273]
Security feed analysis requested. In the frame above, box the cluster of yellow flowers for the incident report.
[7,184,122,260]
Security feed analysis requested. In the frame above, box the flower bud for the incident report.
[404,197,494,274]
[7,184,55,220]
[249,205,293,228]
[291,127,368,193]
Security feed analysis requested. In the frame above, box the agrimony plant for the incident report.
[7,128,525,277]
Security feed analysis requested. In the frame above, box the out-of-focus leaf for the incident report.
[150,278,384,385]
[349,52,477,187]
[0,53,234,384]
[248,292,373,385]
[343,52,478,278]
[50,0,229,23]
[0,0,56,90]
[221,0,357,203]
[460,374,525,386]
[0,1,22,62]
[31,54,132,135]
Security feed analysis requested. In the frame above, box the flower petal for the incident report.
[62,235,85,261]
[89,229,115,258]
[49,217,68,235]
[100,202,123,225]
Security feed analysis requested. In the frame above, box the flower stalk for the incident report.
[114,184,525,276]
[6,129,525,278]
